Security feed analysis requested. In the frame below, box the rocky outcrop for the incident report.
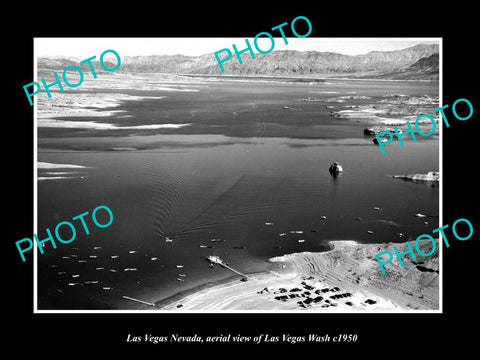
[392,172,439,182]
[328,162,343,174]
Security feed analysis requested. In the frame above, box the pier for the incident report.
[206,255,248,280]
[122,295,157,307]
[220,263,248,279]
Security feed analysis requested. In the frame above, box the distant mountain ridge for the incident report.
[37,43,439,80]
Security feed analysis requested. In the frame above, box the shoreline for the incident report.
[181,73,439,83]
[156,240,439,311]
[154,270,278,310]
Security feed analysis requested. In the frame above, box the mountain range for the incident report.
[37,43,439,80]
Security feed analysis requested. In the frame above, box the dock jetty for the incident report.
[206,255,248,280]
[122,295,157,307]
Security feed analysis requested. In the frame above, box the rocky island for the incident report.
[392,171,439,182]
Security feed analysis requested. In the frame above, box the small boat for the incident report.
[205,255,224,265]
[165,237,173,243]
[328,162,343,174]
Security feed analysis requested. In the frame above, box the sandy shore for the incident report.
[157,240,439,311]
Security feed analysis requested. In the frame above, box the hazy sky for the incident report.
[35,37,440,58]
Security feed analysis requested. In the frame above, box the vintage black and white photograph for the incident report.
[34,37,441,312]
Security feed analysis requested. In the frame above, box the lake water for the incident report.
[37,77,439,310]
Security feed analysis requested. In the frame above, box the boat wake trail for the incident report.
[176,174,249,236]
[141,154,326,241]
[177,173,320,238]
[142,159,186,240]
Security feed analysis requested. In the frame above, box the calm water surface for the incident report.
[37,78,439,309]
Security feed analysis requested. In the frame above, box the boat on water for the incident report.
[205,255,224,265]
[205,255,248,281]
[328,162,343,174]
